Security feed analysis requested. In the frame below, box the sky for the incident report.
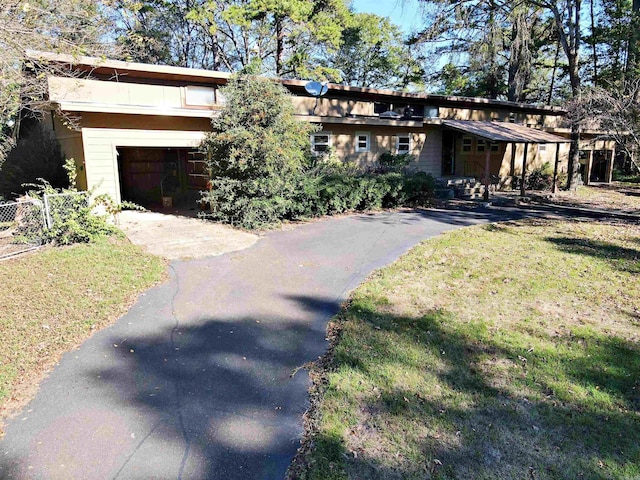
[350,0,423,34]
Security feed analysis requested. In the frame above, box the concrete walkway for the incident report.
[1,208,534,480]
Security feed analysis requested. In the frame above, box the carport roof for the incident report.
[443,120,570,144]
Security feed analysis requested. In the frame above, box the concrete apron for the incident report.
[117,210,259,261]
[1,208,529,480]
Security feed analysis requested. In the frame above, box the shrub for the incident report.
[290,164,435,222]
[526,162,567,191]
[377,151,414,171]
[26,159,120,245]
[199,75,317,229]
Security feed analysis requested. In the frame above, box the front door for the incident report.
[442,131,455,175]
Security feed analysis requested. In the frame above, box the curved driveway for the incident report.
[2,207,531,480]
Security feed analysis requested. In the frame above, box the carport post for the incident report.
[520,143,529,197]
[484,147,491,201]
[552,143,560,194]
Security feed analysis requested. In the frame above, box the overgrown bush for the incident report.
[199,75,317,229]
[526,162,567,190]
[376,151,414,172]
[290,162,434,221]
[26,159,120,245]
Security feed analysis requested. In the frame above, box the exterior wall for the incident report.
[49,77,185,108]
[42,112,88,190]
[315,125,442,176]
[291,97,373,117]
[80,127,206,202]
[437,108,561,128]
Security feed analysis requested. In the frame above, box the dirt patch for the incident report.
[118,211,259,260]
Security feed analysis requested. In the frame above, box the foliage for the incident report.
[525,161,567,190]
[327,12,425,89]
[112,0,351,79]
[375,151,414,172]
[0,123,67,199]
[199,76,434,229]
[0,0,119,165]
[290,166,434,221]
[24,159,120,245]
[199,75,317,228]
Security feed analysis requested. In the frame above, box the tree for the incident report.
[413,0,547,101]
[199,75,316,228]
[0,0,117,165]
[573,81,640,173]
[327,13,425,89]
[113,0,351,78]
[533,0,583,190]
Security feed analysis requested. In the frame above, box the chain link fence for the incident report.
[0,199,47,259]
[43,192,89,229]
[0,192,90,260]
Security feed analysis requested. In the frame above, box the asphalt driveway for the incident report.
[1,208,532,480]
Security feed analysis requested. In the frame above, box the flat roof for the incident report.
[442,120,570,143]
[28,51,566,115]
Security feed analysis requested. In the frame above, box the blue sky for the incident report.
[350,0,423,34]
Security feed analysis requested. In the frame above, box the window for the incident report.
[539,144,547,152]
[185,86,216,106]
[396,134,411,154]
[374,103,391,115]
[355,132,370,153]
[311,132,331,154]
[462,137,472,152]
[477,139,487,153]
[490,143,499,152]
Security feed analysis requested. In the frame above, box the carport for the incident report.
[442,120,571,199]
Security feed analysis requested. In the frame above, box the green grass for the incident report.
[0,237,165,423]
[290,219,640,480]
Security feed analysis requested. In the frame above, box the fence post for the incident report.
[43,194,52,229]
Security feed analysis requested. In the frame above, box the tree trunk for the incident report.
[275,16,284,76]
[590,0,598,86]
[548,0,582,190]
[627,0,640,77]
[547,40,560,104]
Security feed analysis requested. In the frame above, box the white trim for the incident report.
[355,131,370,153]
[395,133,411,154]
[311,132,332,154]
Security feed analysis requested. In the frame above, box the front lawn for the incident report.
[290,219,640,479]
[0,238,165,426]
[550,183,640,214]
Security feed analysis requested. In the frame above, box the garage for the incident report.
[117,147,208,208]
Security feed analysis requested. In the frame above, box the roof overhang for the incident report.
[28,51,566,115]
[443,120,570,143]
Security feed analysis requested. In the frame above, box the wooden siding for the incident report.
[316,125,442,176]
[49,77,184,109]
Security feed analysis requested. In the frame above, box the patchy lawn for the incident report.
[546,183,640,214]
[290,219,640,480]
[0,238,165,427]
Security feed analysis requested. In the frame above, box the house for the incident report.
[32,51,617,207]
